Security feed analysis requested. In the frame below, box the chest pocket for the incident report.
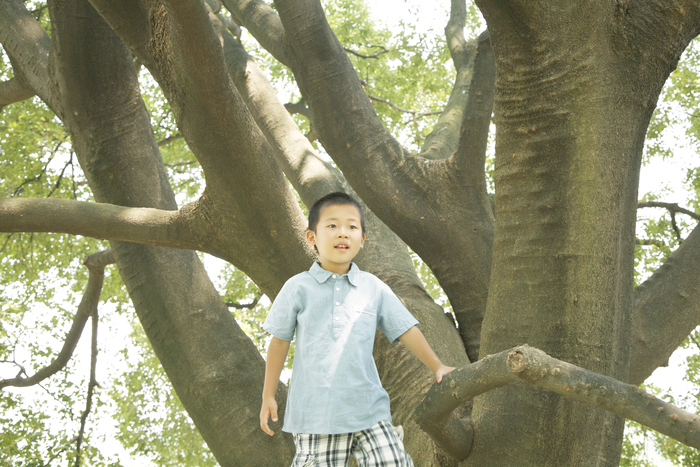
[349,309,378,340]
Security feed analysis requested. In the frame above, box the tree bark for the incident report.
[272,0,494,364]
[3,0,700,464]
[468,0,700,465]
[221,22,471,464]
[630,222,700,384]
[47,0,296,463]
[416,345,700,460]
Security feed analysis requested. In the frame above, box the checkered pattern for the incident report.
[291,420,414,467]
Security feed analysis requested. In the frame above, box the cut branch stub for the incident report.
[414,344,700,461]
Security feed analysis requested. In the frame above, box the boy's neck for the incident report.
[319,261,351,276]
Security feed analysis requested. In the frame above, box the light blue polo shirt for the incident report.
[263,262,419,434]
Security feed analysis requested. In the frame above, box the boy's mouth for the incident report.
[335,244,349,250]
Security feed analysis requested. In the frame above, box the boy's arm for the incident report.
[260,336,291,436]
[398,326,456,383]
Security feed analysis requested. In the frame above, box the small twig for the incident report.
[343,45,389,60]
[225,294,261,310]
[157,133,183,147]
[637,201,700,221]
[670,211,683,244]
[635,238,665,247]
[359,80,442,118]
[74,302,99,466]
[164,160,198,168]
[689,333,700,353]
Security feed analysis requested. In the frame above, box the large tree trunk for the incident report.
[468,1,696,465]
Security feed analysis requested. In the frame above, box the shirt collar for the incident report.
[309,262,360,286]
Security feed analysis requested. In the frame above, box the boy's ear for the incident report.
[305,230,316,245]
[360,233,365,248]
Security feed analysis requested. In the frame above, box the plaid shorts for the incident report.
[291,420,414,467]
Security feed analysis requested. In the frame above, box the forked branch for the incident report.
[415,345,700,461]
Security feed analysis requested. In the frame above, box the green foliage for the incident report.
[410,250,452,316]
[242,0,460,153]
[110,321,216,467]
[620,420,658,467]
[2,1,699,465]
[640,332,700,466]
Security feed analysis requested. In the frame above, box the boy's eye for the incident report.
[328,224,336,228]
[350,225,358,229]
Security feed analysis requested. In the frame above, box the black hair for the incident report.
[307,192,365,233]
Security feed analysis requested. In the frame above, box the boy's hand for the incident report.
[260,397,279,436]
[435,364,456,383]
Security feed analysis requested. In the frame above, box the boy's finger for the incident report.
[260,411,274,436]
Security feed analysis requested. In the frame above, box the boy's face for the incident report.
[306,203,365,275]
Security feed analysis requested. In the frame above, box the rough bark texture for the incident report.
[47,0,296,463]
[2,0,700,465]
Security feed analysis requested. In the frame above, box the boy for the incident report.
[260,192,454,467]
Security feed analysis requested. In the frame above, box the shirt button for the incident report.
[332,274,337,279]
[334,317,340,321]
[336,287,340,291]
[335,302,340,306]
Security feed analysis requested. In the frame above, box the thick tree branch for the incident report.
[630,222,700,384]
[453,30,494,173]
[0,250,114,390]
[420,2,484,161]
[52,1,297,464]
[0,0,61,117]
[274,0,493,362]
[219,0,289,66]
[0,76,35,109]
[416,345,700,461]
[0,198,201,251]
[220,23,340,199]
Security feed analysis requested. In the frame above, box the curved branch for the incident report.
[415,345,700,461]
[0,198,199,250]
[637,201,700,222]
[220,0,289,66]
[0,76,35,109]
[630,222,700,384]
[0,0,61,117]
[453,30,494,173]
[420,2,484,160]
[0,250,114,390]
[275,0,493,361]
[344,45,388,60]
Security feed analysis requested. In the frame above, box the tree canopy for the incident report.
[1,0,700,465]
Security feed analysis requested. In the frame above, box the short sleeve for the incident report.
[263,280,299,342]
[376,282,419,344]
